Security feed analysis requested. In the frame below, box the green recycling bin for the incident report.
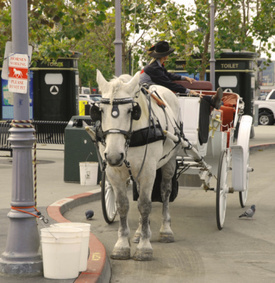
[64,115,100,183]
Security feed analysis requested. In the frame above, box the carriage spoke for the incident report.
[101,172,117,224]
[216,150,231,230]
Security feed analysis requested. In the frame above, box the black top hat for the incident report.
[148,41,175,58]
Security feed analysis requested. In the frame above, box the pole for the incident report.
[210,0,216,90]
[0,0,42,276]
[114,0,123,76]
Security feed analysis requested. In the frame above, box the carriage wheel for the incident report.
[101,171,117,224]
[216,150,230,230]
[237,116,252,208]
[239,155,250,208]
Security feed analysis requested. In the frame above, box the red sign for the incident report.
[8,67,28,80]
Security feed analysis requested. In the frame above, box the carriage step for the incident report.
[202,186,214,191]
[207,187,235,193]
[248,167,254,173]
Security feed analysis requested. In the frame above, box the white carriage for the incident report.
[177,87,253,229]
[96,82,253,230]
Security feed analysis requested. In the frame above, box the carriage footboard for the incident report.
[164,129,213,190]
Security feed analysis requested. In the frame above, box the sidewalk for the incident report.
[0,125,274,282]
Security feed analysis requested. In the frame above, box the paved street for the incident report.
[0,125,274,282]
[65,147,275,283]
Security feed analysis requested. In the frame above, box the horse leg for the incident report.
[133,186,153,261]
[159,161,175,243]
[133,216,142,243]
[132,182,142,243]
[111,186,131,260]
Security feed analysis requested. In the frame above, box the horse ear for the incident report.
[125,71,140,96]
[96,69,109,94]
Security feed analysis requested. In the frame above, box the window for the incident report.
[218,76,238,88]
[44,73,63,85]
[269,90,275,100]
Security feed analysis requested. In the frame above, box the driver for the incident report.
[140,40,223,144]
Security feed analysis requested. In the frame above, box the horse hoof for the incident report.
[111,247,131,260]
[159,233,175,243]
[133,248,153,261]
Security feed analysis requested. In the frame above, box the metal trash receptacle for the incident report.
[64,115,100,183]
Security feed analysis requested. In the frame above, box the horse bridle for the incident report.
[89,89,176,183]
[90,97,141,145]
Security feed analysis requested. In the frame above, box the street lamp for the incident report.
[114,0,123,76]
[0,0,42,276]
[210,0,216,90]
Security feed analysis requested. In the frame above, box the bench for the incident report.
[0,121,12,156]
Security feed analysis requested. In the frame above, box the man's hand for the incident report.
[184,77,196,84]
[189,90,202,97]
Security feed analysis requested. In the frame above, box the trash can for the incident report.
[32,55,80,121]
[64,115,100,183]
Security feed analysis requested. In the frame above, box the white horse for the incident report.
[88,70,182,261]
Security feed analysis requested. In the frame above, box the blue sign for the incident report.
[1,71,33,119]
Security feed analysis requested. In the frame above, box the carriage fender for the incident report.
[231,115,252,192]
[231,145,244,191]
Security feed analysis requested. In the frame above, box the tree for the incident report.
[0,1,11,63]
[75,0,188,86]
[1,0,274,86]
[180,0,275,79]
[0,0,112,65]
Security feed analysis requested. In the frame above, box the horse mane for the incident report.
[108,74,133,101]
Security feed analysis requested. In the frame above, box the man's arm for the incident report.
[144,64,187,93]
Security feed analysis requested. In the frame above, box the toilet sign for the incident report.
[8,53,29,94]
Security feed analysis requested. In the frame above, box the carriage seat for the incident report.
[176,81,238,132]
[220,93,238,131]
[210,92,238,149]
[175,80,213,91]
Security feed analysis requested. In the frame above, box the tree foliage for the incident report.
[0,0,274,86]
[185,0,275,79]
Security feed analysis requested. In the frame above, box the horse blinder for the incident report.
[132,103,141,120]
[90,104,101,122]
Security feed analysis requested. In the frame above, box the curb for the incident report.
[250,142,275,152]
[47,188,111,283]
[46,142,275,283]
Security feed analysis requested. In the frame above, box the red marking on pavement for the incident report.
[47,205,69,223]
[69,192,93,200]
[47,192,108,283]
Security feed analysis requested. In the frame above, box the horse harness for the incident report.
[89,86,182,180]
[90,87,169,146]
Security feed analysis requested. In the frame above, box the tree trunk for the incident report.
[199,31,210,81]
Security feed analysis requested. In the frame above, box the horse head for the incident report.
[95,70,141,167]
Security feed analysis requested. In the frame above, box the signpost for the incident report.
[114,0,123,76]
[210,0,216,90]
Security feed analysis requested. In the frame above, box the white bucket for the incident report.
[40,227,82,279]
[51,222,91,271]
[79,162,98,186]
